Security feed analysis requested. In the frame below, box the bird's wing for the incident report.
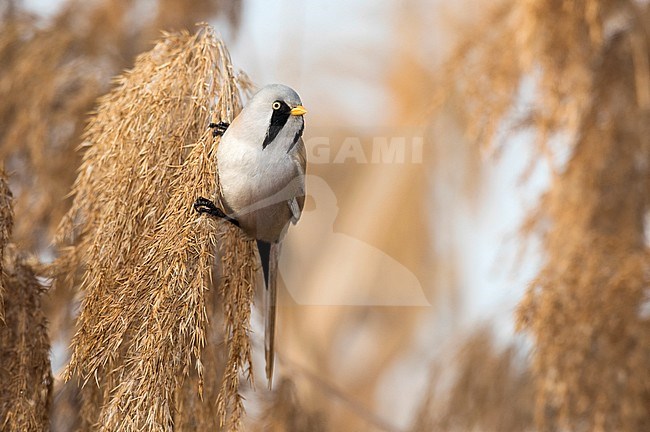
[263,241,280,388]
[288,138,306,224]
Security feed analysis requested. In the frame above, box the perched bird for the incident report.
[194,84,307,387]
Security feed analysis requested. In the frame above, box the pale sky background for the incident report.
[222,0,549,324]
[231,2,550,425]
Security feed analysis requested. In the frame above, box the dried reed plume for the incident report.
[435,1,650,430]
[0,171,53,430]
[0,170,12,321]
[0,0,242,347]
[517,29,650,429]
[253,378,328,432]
[53,26,257,430]
[411,330,533,432]
[0,9,104,252]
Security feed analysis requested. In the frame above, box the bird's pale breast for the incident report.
[217,139,301,242]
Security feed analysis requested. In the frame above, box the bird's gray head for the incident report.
[251,84,303,111]
[226,84,306,151]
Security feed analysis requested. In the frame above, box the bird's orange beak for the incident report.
[290,106,307,116]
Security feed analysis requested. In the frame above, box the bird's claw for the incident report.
[208,121,230,137]
[193,197,240,227]
[194,197,220,214]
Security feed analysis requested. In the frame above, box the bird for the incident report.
[194,84,307,388]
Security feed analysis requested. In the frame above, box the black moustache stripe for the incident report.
[263,102,291,149]
[287,122,304,154]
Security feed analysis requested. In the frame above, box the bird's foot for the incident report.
[193,197,240,227]
[209,121,230,137]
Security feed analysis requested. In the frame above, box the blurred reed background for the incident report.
[1,0,650,431]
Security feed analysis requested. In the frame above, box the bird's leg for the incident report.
[208,121,230,137]
[193,197,240,227]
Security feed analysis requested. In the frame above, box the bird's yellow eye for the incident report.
[272,101,282,110]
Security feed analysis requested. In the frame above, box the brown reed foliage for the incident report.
[0,8,104,252]
[518,30,650,429]
[0,171,12,321]
[0,172,53,430]
[0,0,242,347]
[252,378,328,432]
[154,0,242,34]
[50,379,83,432]
[0,256,53,431]
[411,330,534,432]
[435,1,650,430]
[53,26,257,430]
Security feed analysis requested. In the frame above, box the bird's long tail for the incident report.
[257,240,279,388]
